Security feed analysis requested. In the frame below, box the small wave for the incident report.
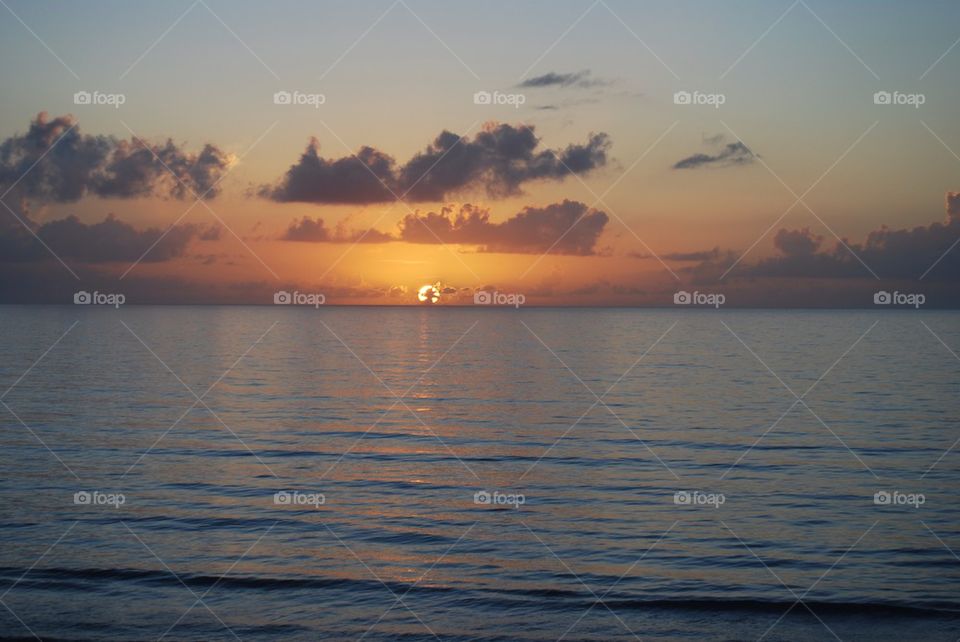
[0,566,449,596]
[3,567,958,619]
[601,598,960,617]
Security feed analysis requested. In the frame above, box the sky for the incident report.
[1,0,959,306]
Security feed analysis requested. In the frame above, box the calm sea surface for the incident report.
[0,306,958,641]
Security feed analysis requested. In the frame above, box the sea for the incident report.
[0,306,958,641]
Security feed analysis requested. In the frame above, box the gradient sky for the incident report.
[2,0,959,305]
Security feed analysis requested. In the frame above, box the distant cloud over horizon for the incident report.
[0,208,214,264]
[282,216,392,244]
[278,200,609,255]
[397,200,608,255]
[662,248,721,261]
[0,113,233,203]
[259,123,610,205]
[690,193,960,282]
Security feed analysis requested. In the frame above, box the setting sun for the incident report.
[417,283,440,304]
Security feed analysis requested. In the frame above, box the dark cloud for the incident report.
[694,193,960,281]
[773,227,822,257]
[281,216,328,242]
[260,123,610,204]
[257,137,396,205]
[0,210,209,263]
[397,200,608,255]
[517,70,607,89]
[279,200,609,254]
[281,216,392,243]
[673,141,755,170]
[0,113,233,202]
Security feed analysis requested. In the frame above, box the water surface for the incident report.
[0,306,958,640]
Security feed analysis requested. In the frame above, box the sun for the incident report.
[417,284,440,304]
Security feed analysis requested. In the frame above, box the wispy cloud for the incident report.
[673,135,756,170]
[517,70,609,89]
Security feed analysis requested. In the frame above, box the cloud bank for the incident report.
[279,200,609,255]
[690,193,960,281]
[0,209,214,263]
[397,200,608,255]
[282,216,392,243]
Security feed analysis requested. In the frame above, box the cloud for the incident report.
[0,113,233,202]
[281,216,392,243]
[773,228,822,256]
[259,123,610,204]
[694,193,960,281]
[198,225,222,241]
[517,70,607,89]
[397,199,608,255]
[0,210,211,263]
[278,200,609,254]
[673,136,755,170]
[257,138,396,205]
[662,248,721,261]
[947,191,960,219]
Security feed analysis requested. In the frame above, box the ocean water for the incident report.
[0,306,958,641]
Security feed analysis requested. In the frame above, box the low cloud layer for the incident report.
[662,248,721,261]
[279,200,609,255]
[282,216,392,243]
[398,200,608,255]
[0,209,214,263]
[0,113,233,202]
[673,136,755,170]
[692,193,960,281]
[259,123,610,204]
